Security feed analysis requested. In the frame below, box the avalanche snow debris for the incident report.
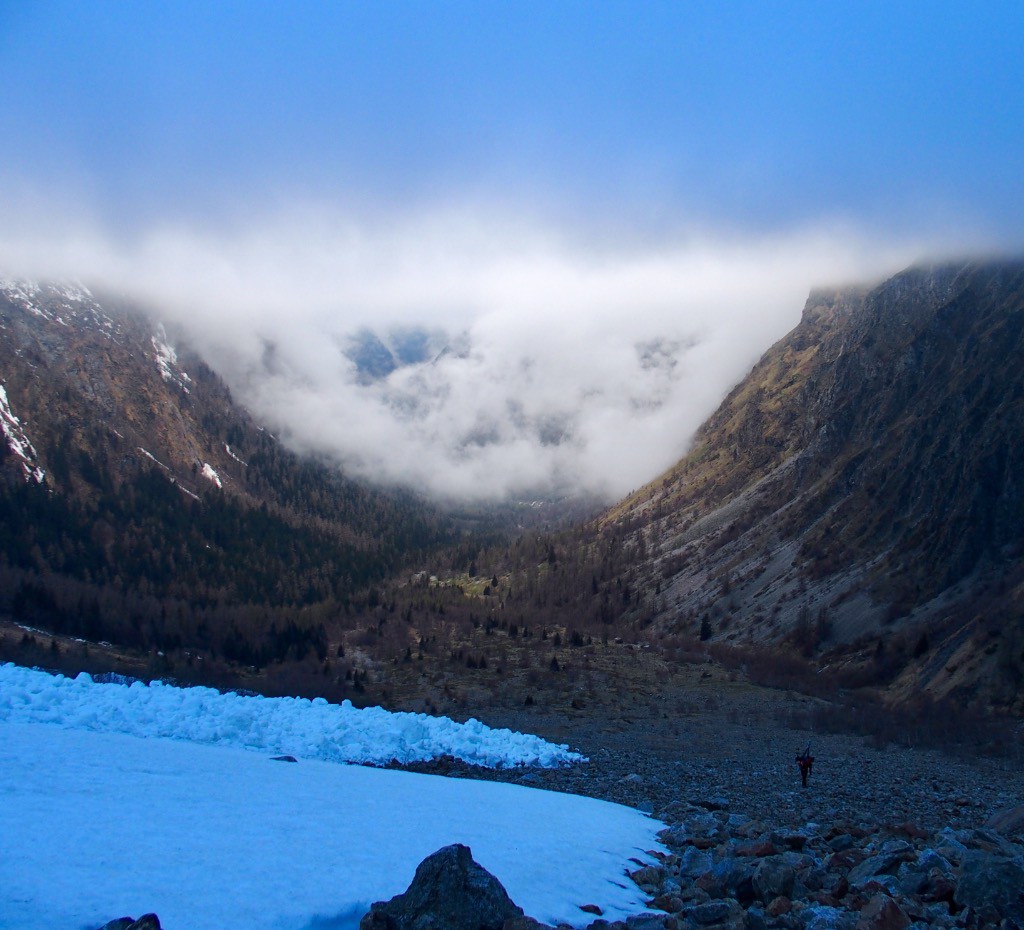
[0,663,585,768]
[0,383,45,483]
[201,463,222,488]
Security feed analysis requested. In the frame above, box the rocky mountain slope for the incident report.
[603,260,1024,711]
[0,278,455,661]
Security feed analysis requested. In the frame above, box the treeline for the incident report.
[1,565,331,664]
[328,521,661,677]
[0,467,448,606]
[0,448,459,665]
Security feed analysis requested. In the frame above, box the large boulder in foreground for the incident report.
[97,917,161,930]
[985,803,1024,837]
[359,844,525,930]
[954,851,1024,925]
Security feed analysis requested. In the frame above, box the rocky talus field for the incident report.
[389,680,1024,930]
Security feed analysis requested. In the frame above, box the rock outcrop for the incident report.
[96,915,161,930]
[359,843,525,930]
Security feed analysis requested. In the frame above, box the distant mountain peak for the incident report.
[0,276,120,339]
[343,324,455,384]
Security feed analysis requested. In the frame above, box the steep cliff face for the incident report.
[607,261,1024,709]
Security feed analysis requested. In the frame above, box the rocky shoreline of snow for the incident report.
[90,807,1024,930]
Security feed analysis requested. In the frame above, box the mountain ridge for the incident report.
[0,278,458,672]
[599,259,1024,709]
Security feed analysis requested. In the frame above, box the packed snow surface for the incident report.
[0,664,662,930]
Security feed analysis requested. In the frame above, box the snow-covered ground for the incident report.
[0,664,664,930]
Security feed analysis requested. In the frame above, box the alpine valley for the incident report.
[1,260,1022,722]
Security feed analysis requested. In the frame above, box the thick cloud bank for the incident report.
[1,206,935,500]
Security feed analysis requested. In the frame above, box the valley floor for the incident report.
[4,617,1021,839]
[398,690,1023,837]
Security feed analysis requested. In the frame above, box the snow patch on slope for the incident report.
[137,447,170,470]
[0,663,585,767]
[201,463,222,487]
[0,278,42,306]
[151,323,192,393]
[225,443,248,466]
[0,383,45,483]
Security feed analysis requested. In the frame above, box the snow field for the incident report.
[0,664,665,929]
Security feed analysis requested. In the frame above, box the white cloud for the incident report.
[0,199,959,501]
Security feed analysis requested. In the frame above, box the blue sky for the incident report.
[2,2,1022,500]
[2,1,1022,239]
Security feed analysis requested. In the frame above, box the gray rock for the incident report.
[752,857,795,902]
[130,918,161,930]
[98,915,161,930]
[953,850,1024,924]
[893,865,927,897]
[711,859,756,906]
[847,851,908,886]
[985,802,1024,836]
[911,848,951,874]
[744,905,769,930]
[962,827,1021,857]
[877,839,913,858]
[685,811,725,839]
[799,905,848,930]
[688,899,741,925]
[358,844,524,930]
[502,918,553,930]
[699,796,730,811]
[678,845,714,879]
[932,828,968,862]
[629,864,665,891]
[623,916,670,930]
[854,894,910,930]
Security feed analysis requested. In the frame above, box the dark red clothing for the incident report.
[796,754,814,787]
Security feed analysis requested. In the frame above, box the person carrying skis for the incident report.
[796,743,814,788]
